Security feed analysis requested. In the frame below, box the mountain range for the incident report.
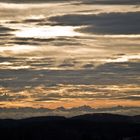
[0,113,140,140]
[0,105,140,119]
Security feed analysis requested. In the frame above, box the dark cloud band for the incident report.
[49,12,140,35]
[0,0,140,4]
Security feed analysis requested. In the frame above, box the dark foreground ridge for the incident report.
[0,113,140,140]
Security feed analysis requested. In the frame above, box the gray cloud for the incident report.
[34,97,59,102]
[2,35,82,46]
[0,0,75,3]
[58,59,77,68]
[0,61,139,91]
[0,0,140,4]
[0,25,16,33]
[82,64,94,69]
[22,18,46,23]
[80,0,140,5]
[0,94,13,101]
[0,26,16,45]
[49,12,140,34]
[0,56,22,62]
[118,96,140,101]
[0,93,26,101]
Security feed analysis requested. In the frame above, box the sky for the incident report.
[0,0,140,117]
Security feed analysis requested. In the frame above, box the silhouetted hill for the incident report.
[0,113,140,140]
[71,113,132,123]
[132,115,140,123]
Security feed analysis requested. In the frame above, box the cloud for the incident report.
[82,64,94,69]
[0,25,16,33]
[35,97,59,102]
[0,0,140,4]
[22,18,46,23]
[118,96,140,101]
[0,0,75,3]
[0,56,18,63]
[0,61,139,92]
[49,12,140,34]
[11,37,82,46]
[0,93,26,101]
[0,0,139,110]
[0,26,16,46]
[80,0,140,5]
[0,94,13,101]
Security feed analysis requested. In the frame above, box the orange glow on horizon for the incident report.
[0,99,140,109]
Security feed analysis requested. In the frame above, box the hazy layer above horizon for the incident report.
[0,0,140,116]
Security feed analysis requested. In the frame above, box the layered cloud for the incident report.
[0,1,140,111]
[0,60,140,106]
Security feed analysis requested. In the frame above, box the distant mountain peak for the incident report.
[56,106,66,111]
[71,113,132,123]
[69,105,94,112]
